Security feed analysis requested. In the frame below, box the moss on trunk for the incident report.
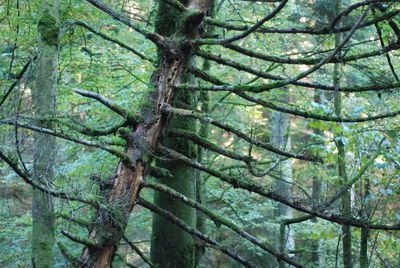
[31,1,60,267]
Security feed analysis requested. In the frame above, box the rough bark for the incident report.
[31,1,60,267]
[78,1,213,267]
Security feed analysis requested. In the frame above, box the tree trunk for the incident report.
[360,177,370,267]
[31,1,60,267]
[310,90,323,268]
[79,1,213,267]
[151,64,198,268]
[272,88,294,268]
[151,1,216,266]
[333,1,352,267]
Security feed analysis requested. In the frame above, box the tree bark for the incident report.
[31,1,60,267]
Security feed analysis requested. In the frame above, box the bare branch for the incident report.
[204,7,400,35]
[122,236,155,268]
[197,0,288,45]
[85,0,166,47]
[73,89,137,124]
[0,56,37,107]
[66,20,154,62]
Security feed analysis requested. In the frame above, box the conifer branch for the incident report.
[61,231,100,248]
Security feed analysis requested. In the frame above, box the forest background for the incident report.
[1,0,400,267]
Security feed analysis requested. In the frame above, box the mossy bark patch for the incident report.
[38,10,60,47]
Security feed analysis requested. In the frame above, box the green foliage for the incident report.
[1,0,400,267]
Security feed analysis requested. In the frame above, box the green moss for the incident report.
[176,9,203,35]
[104,136,126,146]
[117,127,132,140]
[155,1,182,36]
[38,10,60,47]
[235,80,287,92]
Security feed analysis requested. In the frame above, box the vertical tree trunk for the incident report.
[32,1,60,267]
[272,88,294,268]
[360,177,370,267]
[151,121,197,268]
[194,4,214,262]
[310,90,323,268]
[150,1,203,266]
[194,65,211,267]
[333,1,352,267]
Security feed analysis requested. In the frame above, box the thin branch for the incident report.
[169,129,253,163]
[233,90,400,122]
[195,50,400,93]
[189,66,227,85]
[329,0,394,28]
[85,0,166,47]
[122,236,155,268]
[57,118,126,137]
[1,119,128,159]
[58,213,91,228]
[197,0,288,45]
[0,55,37,107]
[320,139,384,210]
[223,41,400,66]
[73,89,137,124]
[372,9,400,81]
[66,20,154,62]
[204,8,400,35]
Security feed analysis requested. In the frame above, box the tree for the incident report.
[31,0,60,267]
[1,0,400,267]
